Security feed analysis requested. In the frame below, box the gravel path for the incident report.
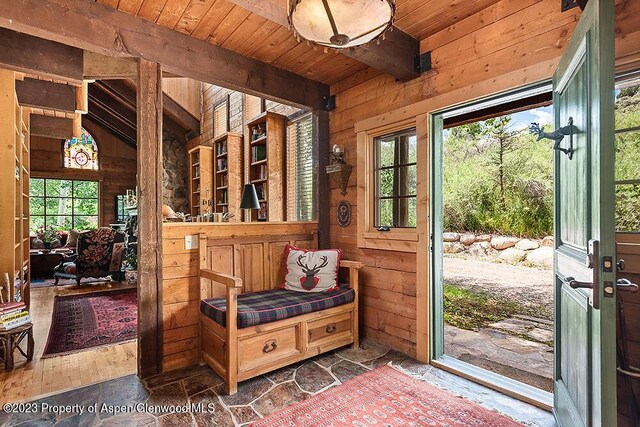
[443,256,554,319]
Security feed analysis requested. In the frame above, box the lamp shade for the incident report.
[288,0,395,49]
[240,184,260,210]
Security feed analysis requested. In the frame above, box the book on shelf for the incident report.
[217,141,227,155]
[255,184,266,200]
[252,145,266,162]
[0,314,31,331]
[0,310,29,322]
[0,301,25,315]
[217,158,227,171]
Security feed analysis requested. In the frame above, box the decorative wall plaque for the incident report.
[337,200,351,227]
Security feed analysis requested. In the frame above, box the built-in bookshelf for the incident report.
[188,145,213,217]
[245,112,286,222]
[0,70,30,305]
[213,132,243,221]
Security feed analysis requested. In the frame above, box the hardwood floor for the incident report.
[0,281,137,404]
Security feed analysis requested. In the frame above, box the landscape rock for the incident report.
[515,239,539,251]
[499,248,526,263]
[526,247,554,268]
[467,242,490,257]
[460,233,476,246]
[541,236,554,247]
[476,234,492,242]
[491,236,519,250]
[443,232,461,242]
[443,242,465,254]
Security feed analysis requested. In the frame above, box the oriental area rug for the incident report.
[43,289,137,358]
[251,365,523,427]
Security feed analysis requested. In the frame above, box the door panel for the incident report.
[553,0,616,426]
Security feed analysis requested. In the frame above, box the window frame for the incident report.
[357,118,419,252]
[373,127,417,229]
[30,177,101,231]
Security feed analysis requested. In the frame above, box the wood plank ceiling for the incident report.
[95,0,501,86]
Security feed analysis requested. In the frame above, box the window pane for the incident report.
[379,168,394,197]
[615,84,640,130]
[73,198,99,216]
[46,215,72,230]
[30,178,44,197]
[73,180,99,198]
[616,183,640,232]
[30,216,44,232]
[45,196,72,217]
[397,165,417,196]
[615,131,640,181]
[378,139,395,168]
[31,197,45,215]
[378,198,393,227]
[407,197,417,228]
[45,179,72,197]
[398,134,417,164]
[74,216,99,230]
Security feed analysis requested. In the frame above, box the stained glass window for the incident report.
[64,128,99,170]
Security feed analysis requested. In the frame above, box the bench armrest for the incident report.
[339,260,364,269]
[339,259,363,293]
[200,269,243,289]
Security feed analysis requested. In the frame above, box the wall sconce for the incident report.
[326,144,352,196]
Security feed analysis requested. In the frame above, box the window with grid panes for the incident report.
[30,178,99,231]
[286,114,316,221]
[615,78,640,232]
[374,128,417,228]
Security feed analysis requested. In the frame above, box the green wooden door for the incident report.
[553,0,616,425]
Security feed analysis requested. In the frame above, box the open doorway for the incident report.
[431,84,556,405]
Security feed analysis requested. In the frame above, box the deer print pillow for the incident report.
[283,245,341,292]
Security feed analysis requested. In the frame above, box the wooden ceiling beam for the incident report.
[0,28,83,84]
[30,114,73,139]
[15,77,76,113]
[226,0,420,81]
[0,0,328,110]
[83,52,179,80]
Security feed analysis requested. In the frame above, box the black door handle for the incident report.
[566,276,594,289]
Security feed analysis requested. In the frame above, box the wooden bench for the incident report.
[199,260,363,395]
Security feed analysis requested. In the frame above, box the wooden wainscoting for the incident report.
[161,222,318,372]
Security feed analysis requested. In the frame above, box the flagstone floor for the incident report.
[0,340,556,427]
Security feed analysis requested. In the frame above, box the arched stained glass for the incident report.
[64,128,99,170]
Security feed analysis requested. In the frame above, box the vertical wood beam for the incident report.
[137,58,163,378]
[75,81,88,114]
[315,110,330,248]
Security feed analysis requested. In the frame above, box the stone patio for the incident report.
[0,340,555,427]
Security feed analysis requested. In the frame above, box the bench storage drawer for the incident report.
[307,311,353,348]
[238,325,301,372]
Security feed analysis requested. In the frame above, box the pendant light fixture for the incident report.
[288,0,395,49]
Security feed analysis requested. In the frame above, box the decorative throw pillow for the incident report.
[283,245,341,292]
[64,229,80,248]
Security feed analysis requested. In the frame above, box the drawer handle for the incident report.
[263,339,277,353]
[326,323,337,333]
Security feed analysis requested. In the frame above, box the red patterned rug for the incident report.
[252,365,523,427]
[43,289,137,358]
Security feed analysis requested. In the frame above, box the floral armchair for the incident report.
[54,228,126,286]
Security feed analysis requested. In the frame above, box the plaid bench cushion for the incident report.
[200,286,355,329]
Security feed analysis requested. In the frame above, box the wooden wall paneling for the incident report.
[136,58,163,379]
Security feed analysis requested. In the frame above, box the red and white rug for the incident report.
[252,365,523,427]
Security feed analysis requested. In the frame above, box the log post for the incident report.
[136,58,163,378]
